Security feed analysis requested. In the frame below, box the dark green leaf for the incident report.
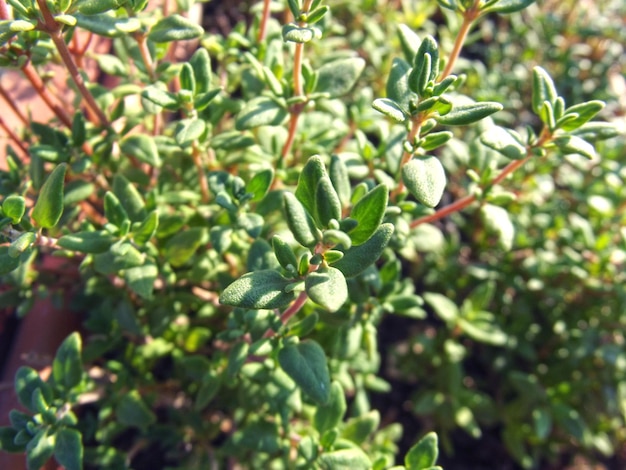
[235,97,288,130]
[179,62,196,94]
[104,191,129,228]
[296,155,327,215]
[74,0,122,15]
[482,0,535,14]
[189,48,212,94]
[0,246,21,275]
[421,131,453,151]
[0,426,24,453]
[226,341,249,379]
[349,184,388,245]
[52,332,83,391]
[125,262,158,300]
[120,134,161,167]
[26,429,55,470]
[15,367,52,413]
[402,156,446,207]
[273,235,299,271]
[305,267,348,312]
[405,432,439,470]
[246,168,274,202]
[132,211,159,245]
[315,57,365,98]
[435,102,502,126]
[32,163,66,228]
[164,227,206,267]
[195,370,221,411]
[148,14,204,42]
[116,391,156,429]
[8,231,35,258]
[332,223,394,278]
[284,192,321,248]
[278,340,331,405]
[314,381,346,434]
[54,428,83,470]
[559,100,605,131]
[220,269,297,309]
[141,85,179,110]
[480,126,528,160]
[397,23,421,63]
[112,174,146,222]
[2,195,26,223]
[57,231,115,254]
[93,241,144,274]
[175,119,207,146]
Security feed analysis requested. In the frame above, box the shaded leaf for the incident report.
[32,163,66,228]
[349,184,388,245]
[54,428,83,470]
[278,340,331,405]
[332,223,394,278]
[220,270,297,309]
[480,126,528,160]
[315,57,366,98]
[402,156,446,207]
[435,102,502,126]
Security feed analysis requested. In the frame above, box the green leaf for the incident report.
[175,118,207,146]
[421,131,453,151]
[386,58,412,112]
[315,176,342,227]
[272,235,299,271]
[402,156,446,208]
[315,57,365,98]
[482,0,535,14]
[532,66,558,115]
[179,62,196,94]
[317,448,372,470]
[164,227,206,267]
[282,23,316,43]
[73,13,128,37]
[349,184,388,245]
[141,85,179,110]
[235,97,288,130]
[8,231,36,258]
[329,155,351,206]
[116,391,156,429]
[480,126,528,159]
[52,332,83,391]
[457,314,508,345]
[195,370,221,411]
[132,211,159,245]
[332,223,394,278]
[342,410,380,444]
[296,155,327,215]
[112,174,146,222]
[71,111,86,147]
[93,241,144,274]
[373,98,407,123]
[423,292,459,323]
[57,231,115,254]
[15,367,52,413]
[0,246,21,275]
[397,23,421,63]
[406,432,439,470]
[305,267,348,312]
[31,163,66,228]
[552,135,596,160]
[559,100,605,131]
[74,0,123,15]
[26,429,55,470]
[125,262,158,300]
[220,270,297,309]
[435,102,502,126]
[120,134,161,167]
[2,195,26,223]
[189,48,212,94]
[104,191,129,228]
[314,381,347,434]
[284,192,321,248]
[148,14,203,42]
[246,168,274,202]
[226,341,249,379]
[480,204,515,250]
[0,426,24,453]
[278,340,331,405]
[54,428,83,470]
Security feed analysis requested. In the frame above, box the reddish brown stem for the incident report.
[192,143,210,203]
[36,0,110,128]
[257,0,272,43]
[0,84,29,126]
[439,2,481,80]
[263,290,309,339]
[21,62,73,128]
[391,117,423,200]
[0,115,29,157]
[134,33,157,82]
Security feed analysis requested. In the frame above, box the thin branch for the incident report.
[0,115,29,157]
[258,0,272,43]
[0,84,30,126]
[134,33,157,82]
[263,290,309,339]
[21,62,73,128]
[439,2,482,80]
[36,0,110,128]
[192,143,210,203]
[391,116,423,201]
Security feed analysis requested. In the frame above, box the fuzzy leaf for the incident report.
[329,155,351,206]
[296,156,327,215]
[553,135,597,160]
[559,100,605,131]
[282,24,315,43]
[482,0,535,14]
[397,24,421,63]
[402,156,446,207]
[74,0,123,15]
[349,184,388,245]
[148,14,203,42]
[32,163,66,228]
[386,58,412,112]
[480,126,528,159]
[305,267,348,312]
[235,97,288,130]
[54,428,83,470]
[332,223,394,278]
[284,192,321,248]
[272,235,299,271]
[373,98,407,123]
[314,381,346,433]
[315,57,365,98]
[421,131,453,151]
[318,448,372,470]
[481,204,515,250]
[405,432,439,470]
[435,102,502,126]
[220,270,297,309]
[278,340,331,405]
[532,66,558,115]
[315,176,342,227]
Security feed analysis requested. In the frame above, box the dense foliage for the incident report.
[0,0,623,469]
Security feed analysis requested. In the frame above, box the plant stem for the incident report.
[258,0,272,43]
[263,290,309,339]
[391,116,423,201]
[439,2,481,80]
[192,143,210,203]
[21,62,73,128]
[134,33,157,82]
[36,0,110,128]
[0,84,29,126]
[0,115,29,157]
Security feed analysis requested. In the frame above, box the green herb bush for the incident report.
[0,0,623,469]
